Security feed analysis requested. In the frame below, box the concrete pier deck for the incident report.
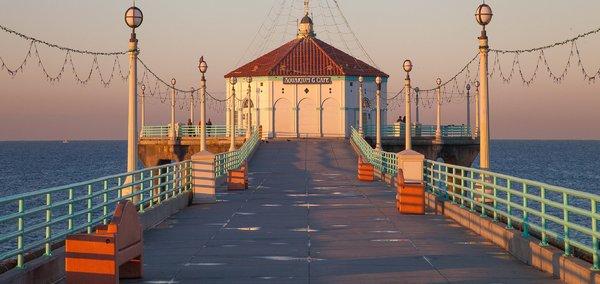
[127,140,559,283]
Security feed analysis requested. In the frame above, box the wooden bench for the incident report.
[65,200,143,283]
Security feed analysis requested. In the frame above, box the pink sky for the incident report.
[1,0,599,140]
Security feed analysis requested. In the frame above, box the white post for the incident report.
[435,79,442,142]
[358,76,364,135]
[229,78,237,151]
[479,30,490,169]
[466,86,471,129]
[190,88,195,124]
[375,77,382,150]
[245,77,252,138]
[127,32,138,174]
[404,78,411,150]
[140,84,145,137]
[199,57,207,152]
[475,81,480,137]
[255,87,260,129]
[415,89,420,125]
[170,78,177,142]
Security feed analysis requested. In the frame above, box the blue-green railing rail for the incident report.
[424,159,600,270]
[140,125,246,139]
[350,126,397,176]
[0,161,192,269]
[362,123,472,138]
[214,130,260,178]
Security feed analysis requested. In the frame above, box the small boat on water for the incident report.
[62,139,69,144]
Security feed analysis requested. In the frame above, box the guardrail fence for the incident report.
[362,123,471,138]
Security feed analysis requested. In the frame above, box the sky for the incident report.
[0,0,599,141]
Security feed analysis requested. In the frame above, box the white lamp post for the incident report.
[245,77,253,138]
[466,84,471,130]
[435,78,442,142]
[375,76,382,150]
[229,77,238,151]
[170,78,177,142]
[415,87,420,125]
[198,56,208,152]
[474,80,480,137]
[189,87,195,124]
[140,84,146,134]
[358,76,364,135]
[403,59,413,150]
[476,3,492,169]
[124,6,142,174]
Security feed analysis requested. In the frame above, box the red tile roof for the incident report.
[225,36,388,78]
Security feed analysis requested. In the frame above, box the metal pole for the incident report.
[466,87,471,128]
[358,76,364,136]
[140,85,145,135]
[190,89,195,123]
[375,78,382,150]
[415,89,420,125]
[404,75,412,150]
[475,82,480,137]
[200,73,207,151]
[435,80,442,142]
[246,79,252,138]
[479,28,490,169]
[229,80,237,151]
[127,32,138,173]
[170,78,177,142]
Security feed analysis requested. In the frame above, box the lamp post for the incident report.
[245,77,253,138]
[403,59,413,150]
[124,6,142,174]
[435,78,442,142]
[476,3,492,169]
[358,76,364,136]
[198,56,208,152]
[375,76,382,150]
[189,87,195,124]
[140,84,146,133]
[474,80,480,137]
[229,77,238,151]
[415,87,420,125]
[170,78,177,142]
[466,84,471,130]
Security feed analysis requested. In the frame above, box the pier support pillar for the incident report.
[228,162,248,191]
[192,151,217,204]
[357,156,374,182]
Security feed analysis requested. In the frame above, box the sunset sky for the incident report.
[1,0,599,140]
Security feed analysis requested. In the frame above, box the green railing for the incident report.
[351,126,397,176]
[214,130,260,178]
[363,123,471,138]
[140,125,246,139]
[0,161,192,269]
[424,159,600,270]
[140,125,170,138]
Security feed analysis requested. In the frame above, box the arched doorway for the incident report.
[273,98,294,138]
[321,98,341,137]
[298,98,318,138]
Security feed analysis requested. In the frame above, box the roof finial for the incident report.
[304,0,310,15]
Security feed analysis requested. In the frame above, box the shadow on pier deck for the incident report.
[126,139,558,283]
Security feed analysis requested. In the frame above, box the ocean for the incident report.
[0,140,598,197]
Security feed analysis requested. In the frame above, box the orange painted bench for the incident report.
[65,200,143,283]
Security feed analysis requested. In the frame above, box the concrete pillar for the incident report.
[479,30,490,170]
[199,69,207,151]
[127,33,138,174]
[357,156,374,182]
[192,151,216,204]
[228,161,248,191]
[404,76,412,150]
[396,149,425,215]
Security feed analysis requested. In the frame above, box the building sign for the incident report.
[283,77,332,85]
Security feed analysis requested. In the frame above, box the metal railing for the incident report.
[424,159,600,270]
[351,126,397,176]
[140,125,246,139]
[214,130,260,178]
[363,123,472,138]
[0,161,192,269]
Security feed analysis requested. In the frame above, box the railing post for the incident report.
[86,184,92,234]
[102,181,108,225]
[592,199,599,270]
[17,199,24,269]
[192,151,217,204]
[44,193,52,256]
[522,183,529,237]
[139,172,145,212]
[68,188,74,229]
[540,187,548,246]
[563,192,572,256]
[492,176,498,222]
[506,180,513,229]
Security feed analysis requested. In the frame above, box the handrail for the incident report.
[140,125,246,139]
[214,130,260,178]
[0,161,193,269]
[350,126,397,176]
[423,159,600,270]
[363,123,472,138]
